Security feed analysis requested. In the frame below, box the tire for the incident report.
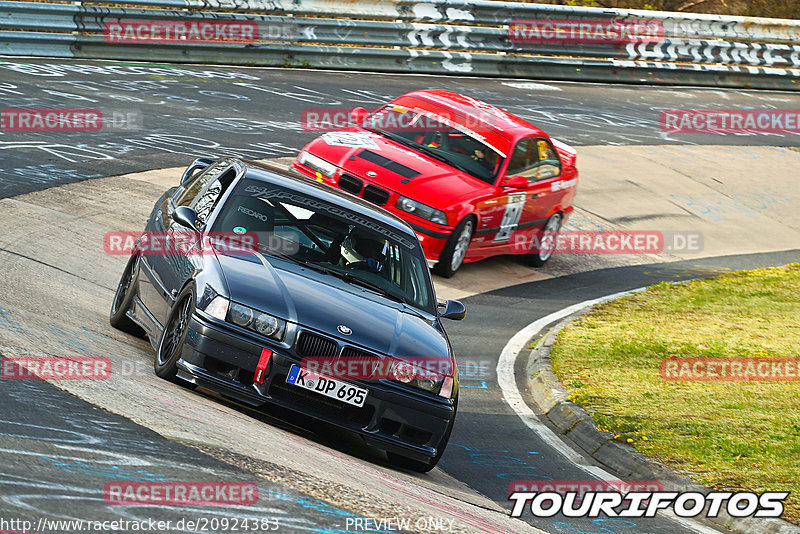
[525,212,562,268]
[433,217,474,279]
[154,284,195,381]
[109,254,146,337]
[387,396,458,473]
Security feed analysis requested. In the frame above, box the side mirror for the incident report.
[501,175,529,189]
[439,300,466,321]
[172,206,200,231]
[181,157,214,185]
[351,107,368,125]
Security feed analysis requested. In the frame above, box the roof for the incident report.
[388,89,547,158]
[239,159,416,238]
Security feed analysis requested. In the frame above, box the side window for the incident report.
[506,137,561,182]
[176,163,236,225]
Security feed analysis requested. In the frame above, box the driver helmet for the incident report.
[350,232,388,273]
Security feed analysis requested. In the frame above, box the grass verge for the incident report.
[550,264,800,523]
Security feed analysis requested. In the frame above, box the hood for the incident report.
[214,251,452,366]
[304,127,493,205]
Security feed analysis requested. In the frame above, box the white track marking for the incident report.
[501,81,562,91]
[496,289,640,474]
[496,288,724,534]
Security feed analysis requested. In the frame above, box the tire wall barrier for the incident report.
[1,0,799,89]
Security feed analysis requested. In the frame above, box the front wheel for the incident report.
[154,285,195,381]
[387,396,457,473]
[525,212,562,267]
[433,218,474,279]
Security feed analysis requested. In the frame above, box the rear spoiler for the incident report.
[551,138,577,168]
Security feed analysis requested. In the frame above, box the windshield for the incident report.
[212,179,435,313]
[363,105,504,184]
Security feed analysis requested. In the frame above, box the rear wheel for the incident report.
[154,285,195,381]
[525,212,562,267]
[109,254,145,337]
[433,218,473,279]
[387,396,457,473]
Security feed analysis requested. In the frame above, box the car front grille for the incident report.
[338,173,363,195]
[340,346,384,379]
[296,331,339,358]
[362,184,390,206]
[340,347,371,358]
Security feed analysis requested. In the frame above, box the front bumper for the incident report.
[178,313,455,462]
[290,160,454,265]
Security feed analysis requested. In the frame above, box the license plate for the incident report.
[286,364,368,408]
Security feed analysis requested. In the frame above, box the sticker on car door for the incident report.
[494,192,526,242]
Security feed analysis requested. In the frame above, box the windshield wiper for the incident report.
[334,270,430,315]
[268,253,398,296]
[261,248,409,305]
[410,143,478,177]
[260,248,329,274]
[364,127,420,150]
[337,271,406,303]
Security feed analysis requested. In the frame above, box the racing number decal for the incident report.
[494,192,526,242]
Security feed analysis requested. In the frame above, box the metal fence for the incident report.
[1,0,799,90]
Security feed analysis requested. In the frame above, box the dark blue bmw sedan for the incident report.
[110,157,465,472]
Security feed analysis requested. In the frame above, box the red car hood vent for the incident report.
[357,149,421,180]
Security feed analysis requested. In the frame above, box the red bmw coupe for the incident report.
[292,90,578,277]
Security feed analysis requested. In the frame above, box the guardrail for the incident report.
[1,0,798,90]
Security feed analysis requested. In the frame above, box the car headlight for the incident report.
[396,196,447,225]
[389,358,444,395]
[253,313,283,338]
[227,301,286,341]
[297,151,337,178]
[229,302,254,327]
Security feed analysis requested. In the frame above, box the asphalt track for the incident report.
[1,57,800,534]
[0,376,360,532]
[2,57,800,200]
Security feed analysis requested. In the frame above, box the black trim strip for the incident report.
[357,150,421,179]
[474,218,548,236]
[406,221,452,239]
[519,218,549,229]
